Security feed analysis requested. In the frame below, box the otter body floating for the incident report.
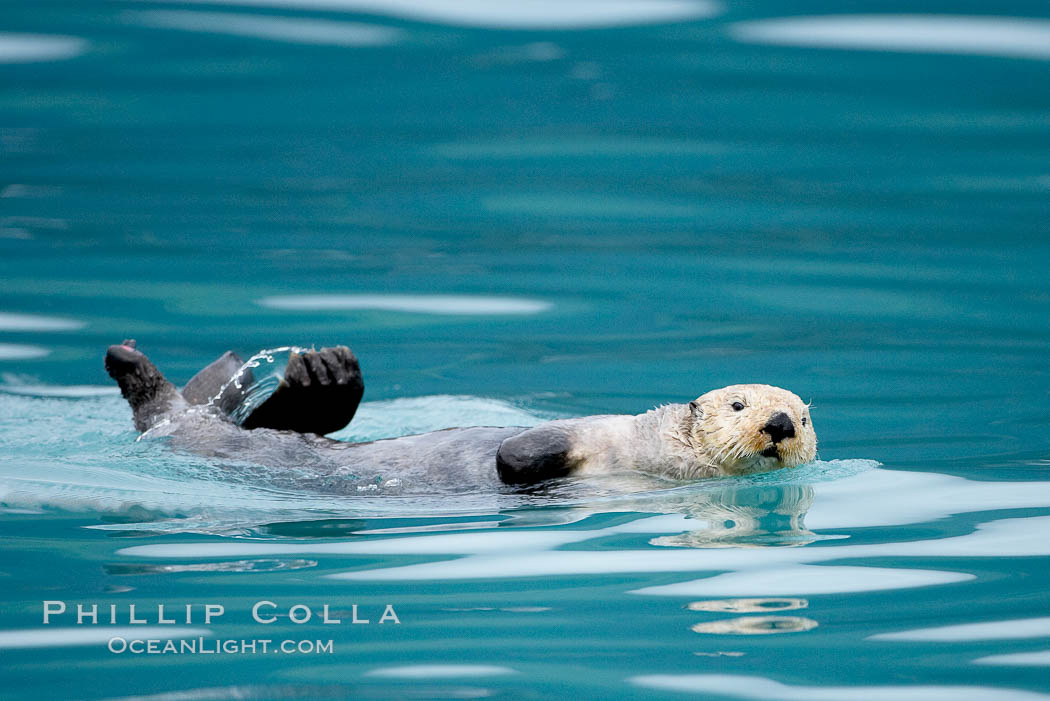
[104,341,817,487]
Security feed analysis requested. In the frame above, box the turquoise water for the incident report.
[3,1,1050,698]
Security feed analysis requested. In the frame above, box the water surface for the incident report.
[2,0,1050,699]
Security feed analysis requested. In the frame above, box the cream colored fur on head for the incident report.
[684,384,817,477]
[566,383,817,480]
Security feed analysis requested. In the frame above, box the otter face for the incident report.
[687,384,817,476]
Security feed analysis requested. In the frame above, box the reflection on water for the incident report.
[364,665,517,678]
[687,598,807,613]
[127,0,723,29]
[104,558,317,574]
[128,10,405,47]
[258,294,552,315]
[976,651,1050,668]
[871,617,1050,642]
[694,651,745,658]
[636,565,973,597]
[691,616,818,635]
[648,484,818,548]
[730,15,1050,60]
[0,312,84,331]
[0,32,87,63]
[0,344,50,360]
[94,464,1050,599]
[630,675,1050,700]
[99,685,354,701]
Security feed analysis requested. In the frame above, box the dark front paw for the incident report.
[285,346,360,389]
[496,427,575,485]
[240,345,364,436]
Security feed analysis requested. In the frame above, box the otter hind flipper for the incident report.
[240,346,363,436]
[182,350,251,414]
[496,425,577,485]
[104,340,181,432]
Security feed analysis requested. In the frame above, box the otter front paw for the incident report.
[240,346,364,436]
[285,346,360,389]
[496,426,575,485]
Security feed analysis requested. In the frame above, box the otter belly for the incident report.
[325,426,527,489]
[154,409,527,493]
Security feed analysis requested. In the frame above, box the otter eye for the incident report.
[801,417,808,426]
[731,402,744,411]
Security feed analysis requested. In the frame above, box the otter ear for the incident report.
[689,400,702,416]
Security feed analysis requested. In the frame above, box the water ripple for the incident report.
[364,665,517,678]
[0,627,210,649]
[128,10,404,46]
[629,674,1050,700]
[870,617,1050,642]
[135,0,722,29]
[0,33,87,63]
[730,15,1050,61]
[0,312,84,331]
[257,294,552,315]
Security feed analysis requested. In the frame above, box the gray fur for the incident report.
[148,409,525,493]
[105,342,528,493]
[181,350,250,414]
[106,343,814,493]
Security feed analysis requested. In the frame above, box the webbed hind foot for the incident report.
[104,339,181,432]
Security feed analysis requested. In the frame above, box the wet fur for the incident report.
[498,385,817,482]
[106,344,816,489]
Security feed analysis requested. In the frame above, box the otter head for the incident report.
[685,384,816,476]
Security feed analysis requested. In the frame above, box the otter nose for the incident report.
[762,412,795,444]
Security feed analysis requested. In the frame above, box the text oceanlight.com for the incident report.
[108,637,335,655]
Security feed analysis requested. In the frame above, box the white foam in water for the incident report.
[364,665,517,678]
[870,617,1050,642]
[129,10,403,46]
[0,627,211,649]
[0,312,85,331]
[258,294,552,315]
[628,675,1050,701]
[0,344,50,360]
[976,650,1050,667]
[729,15,1050,61]
[136,0,722,29]
[0,33,88,63]
[631,565,973,597]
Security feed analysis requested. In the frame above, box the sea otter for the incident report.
[104,341,817,488]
